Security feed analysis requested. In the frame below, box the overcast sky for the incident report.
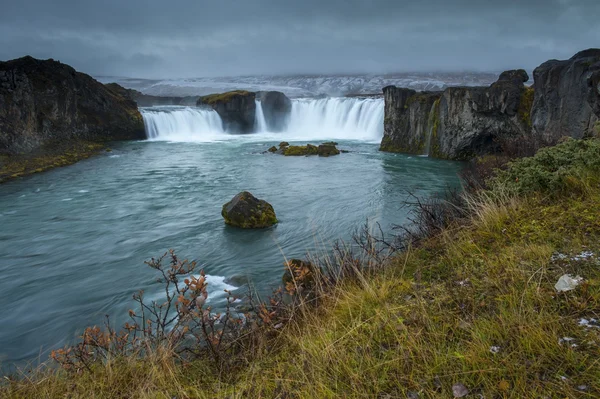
[0,0,598,78]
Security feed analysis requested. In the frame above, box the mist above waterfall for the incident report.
[141,97,384,142]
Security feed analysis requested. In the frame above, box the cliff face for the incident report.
[380,70,530,160]
[380,87,440,154]
[198,91,256,133]
[0,57,145,155]
[380,49,600,160]
[532,49,600,142]
[435,70,531,159]
[257,91,292,132]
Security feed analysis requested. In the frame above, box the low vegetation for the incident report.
[200,91,253,105]
[0,141,106,183]
[3,138,600,398]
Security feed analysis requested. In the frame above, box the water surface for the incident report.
[0,136,462,366]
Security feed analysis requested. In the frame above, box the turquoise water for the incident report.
[0,138,462,366]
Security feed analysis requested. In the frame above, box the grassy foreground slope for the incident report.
[4,139,600,398]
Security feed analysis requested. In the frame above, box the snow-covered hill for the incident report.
[96,72,501,98]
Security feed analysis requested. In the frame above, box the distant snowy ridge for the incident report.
[97,72,500,98]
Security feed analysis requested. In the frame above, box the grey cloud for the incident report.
[0,0,598,78]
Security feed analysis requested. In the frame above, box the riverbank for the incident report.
[0,141,107,184]
[3,138,599,397]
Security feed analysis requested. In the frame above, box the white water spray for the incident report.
[140,97,384,142]
[141,106,226,142]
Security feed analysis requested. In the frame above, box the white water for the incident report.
[286,97,384,141]
[141,106,226,142]
[254,100,269,132]
[141,97,384,142]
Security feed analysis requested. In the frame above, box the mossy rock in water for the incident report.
[279,142,290,148]
[222,191,278,229]
[322,141,338,146]
[283,144,318,156]
[317,144,340,157]
[282,143,341,156]
[268,146,278,153]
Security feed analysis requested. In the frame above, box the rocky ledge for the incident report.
[380,49,600,160]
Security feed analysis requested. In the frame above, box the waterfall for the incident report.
[424,102,437,156]
[254,100,268,132]
[140,97,384,142]
[287,97,384,141]
[141,106,226,141]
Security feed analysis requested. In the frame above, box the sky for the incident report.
[0,0,598,78]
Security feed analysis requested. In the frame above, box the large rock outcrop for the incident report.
[380,49,600,160]
[380,70,531,159]
[257,91,292,131]
[531,49,600,143]
[0,56,145,155]
[198,91,256,133]
[380,87,440,154]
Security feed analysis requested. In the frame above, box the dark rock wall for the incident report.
[198,91,256,133]
[0,56,145,154]
[381,70,530,159]
[532,49,600,142]
[257,91,292,132]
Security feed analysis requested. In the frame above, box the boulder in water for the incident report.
[268,146,278,153]
[222,191,278,229]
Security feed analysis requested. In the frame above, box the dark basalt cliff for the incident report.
[532,49,600,142]
[257,91,292,132]
[197,90,292,134]
[380,69,531,159]
[198,91,257,133]
[380,49,600,160]
[0,56,145,155]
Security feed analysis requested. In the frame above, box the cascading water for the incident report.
[423,102,438,156]
[254,100,269,132]
[287,97,384,141]
[141,106,226,141]
[140,97,384,142]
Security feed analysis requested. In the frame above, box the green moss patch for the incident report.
[0,141,106,184]
[200,90,253,105]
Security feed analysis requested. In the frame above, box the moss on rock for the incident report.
[0,141,105,184]
[222,191,278,229]
[200,91,252,105]
[518,86,535,129]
